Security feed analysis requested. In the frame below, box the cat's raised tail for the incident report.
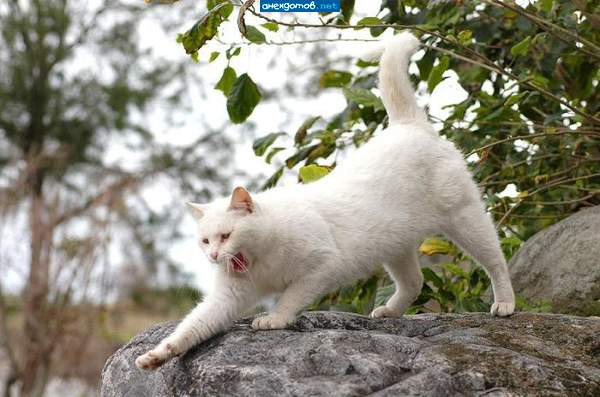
[377,32,426,123]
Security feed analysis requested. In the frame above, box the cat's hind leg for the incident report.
[442,201,515,316]
[370,250,423,318]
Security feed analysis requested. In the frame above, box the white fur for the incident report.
[136,32,515,370]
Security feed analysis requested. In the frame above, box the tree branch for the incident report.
[496,172,600,227]
[467,130,600,157]
[237,11,600,125]
[237,0,256,36]
[485,0,600,59]
[51,175,139,228]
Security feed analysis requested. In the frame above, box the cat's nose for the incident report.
[210,252,218,260]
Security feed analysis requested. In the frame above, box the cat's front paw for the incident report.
[370,305,402,318]
[490,301,515,317]
[252,314,292,330]
[135,343,176,370]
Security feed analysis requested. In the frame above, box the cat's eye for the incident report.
[202,238,209,244]
[221,232,231,241]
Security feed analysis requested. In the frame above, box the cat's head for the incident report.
[187,187,256,275]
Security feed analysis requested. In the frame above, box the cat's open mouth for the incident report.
[230,252,248,273]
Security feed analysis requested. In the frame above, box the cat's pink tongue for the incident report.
[232,252,248,272]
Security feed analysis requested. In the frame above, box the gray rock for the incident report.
[101,311,600,397]
[508,205,600,315]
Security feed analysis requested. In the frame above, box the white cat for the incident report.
[136,32,515,370]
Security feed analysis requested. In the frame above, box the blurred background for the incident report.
[1,0,598,396]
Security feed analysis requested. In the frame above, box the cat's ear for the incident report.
[229,187,253,214]
[186,202,205,219]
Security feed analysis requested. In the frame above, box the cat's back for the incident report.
[327,120,457,184]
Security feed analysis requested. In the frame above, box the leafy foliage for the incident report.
[311,276,379,315]
[174,1,600,314]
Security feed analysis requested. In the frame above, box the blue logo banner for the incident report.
[260,0,341,13]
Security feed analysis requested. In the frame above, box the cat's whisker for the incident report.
[221,254,232,278]
[223,252,258,289]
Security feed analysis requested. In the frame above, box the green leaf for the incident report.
[261,167,284,191]
[356,59,378,68]
[226,47,241,59]
[443,263,469,278]
[458,297,489,313]
[261,22,279,32]
[422,268,444,289]
[320,70,353,88]
[253,132,286,156]
[510,36,531,57]
[209,51,220,62]
[215,66,237,96]
[306,143,335,164]
[299,164,330,183]
[375,283,395,307]
[295,116,320,145]
[266,147,285,164]
[427,56,450,92]
[244,26,266,44]
[505,92,528,107]
[343,87,384,111]
[227,74,262,124]
[417,51,435,80]
[285,144,318,168]
[356,17,382,27]
[531,74,549,89]
[537,0,553,12]
[208,0,233,18]
[458,30,472,45]
[178,2,231,55]
[501,236,522,247]
[356,16,385,36]
[340,0,355,23]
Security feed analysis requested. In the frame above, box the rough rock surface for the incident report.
[508,206,600,315]
[101,311,600,396]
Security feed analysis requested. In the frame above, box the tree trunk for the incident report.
[19,172,51,397]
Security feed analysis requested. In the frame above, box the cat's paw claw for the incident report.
[252,314,291,330]
[370,306,402,318]
[491,301,515,317]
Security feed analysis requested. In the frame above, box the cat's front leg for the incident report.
[252,276,329,330]
[136,286,255,370]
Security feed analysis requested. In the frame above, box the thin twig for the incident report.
[216,37,379,47]
[496,172,600,227]
[237,0,255,36]
[467,130,600,157]
[520,193,598,206]
[492,211,568,219]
